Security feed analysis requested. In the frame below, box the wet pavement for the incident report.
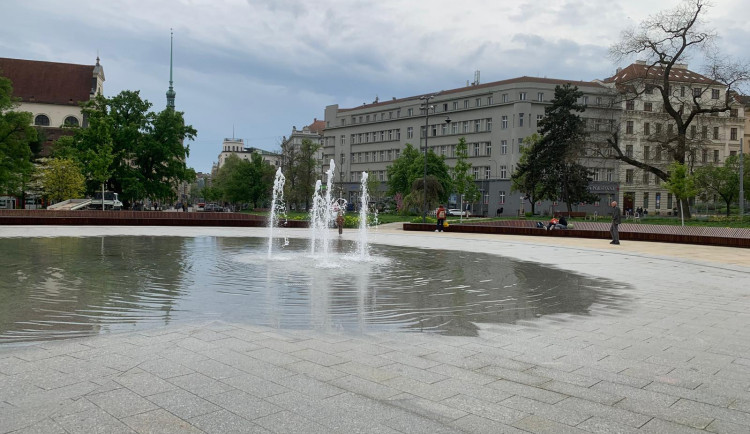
[1,225,749,433]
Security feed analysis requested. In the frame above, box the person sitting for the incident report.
[546,217,559,230]
[556,215,568,229]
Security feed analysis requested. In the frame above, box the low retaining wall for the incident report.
[404,220,750,248]
[0,210,309,228]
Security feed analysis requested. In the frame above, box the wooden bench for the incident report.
[554,211,586,219]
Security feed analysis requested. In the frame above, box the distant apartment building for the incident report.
[0,57,105,155]
[602,61,745,214]
[322,77,618,215]
[216,138,281,171]
[280,119,326,177]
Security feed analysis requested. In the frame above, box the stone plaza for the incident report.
[1,225,749,433]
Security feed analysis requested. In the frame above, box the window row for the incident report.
[34,114,80,127]
[349,149,401,164]
[348,129,402,145]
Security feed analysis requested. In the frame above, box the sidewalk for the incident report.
[1,226,749,433]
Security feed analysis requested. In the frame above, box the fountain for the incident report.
[267,167,286,257]
[357,171,370,259]
[309,159,337,259]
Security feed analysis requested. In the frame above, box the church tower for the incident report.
[166,30,176,109]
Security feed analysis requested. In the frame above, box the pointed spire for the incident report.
[166,29,176,109]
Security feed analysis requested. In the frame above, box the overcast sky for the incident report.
[1,0,746,173]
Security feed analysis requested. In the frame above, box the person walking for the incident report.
[436,205,447,232]
[336,210,344,235]
[610,201,621,245]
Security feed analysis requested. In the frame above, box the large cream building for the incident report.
[322,77,618,216]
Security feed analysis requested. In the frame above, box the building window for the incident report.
[473,167,479,180]
[655,193,661,209]
[644,102,652,112]
[340,135,346,145]
[680,86,686,97]
[463,121,469,133]
[486,142,491,156]
[582,96,588,105]
[625,169,634,184]
[441,124,447,135]
[702,126,708,139]
[596,96,602,105]
[644,122,650,136]
[731,128,738,140]
[607,168,613,181]
[626,121,634,134]
[474,120,481,132]
[501,140,507,154]
[643,192,649,209]
[730,108,739,117]
[537,114,543,124]
[712,89,720,99]
[34,114,50,126]
[537,92,544,101]
[451,123,458,134]
[473,143,480,156]
[693,87,702,97]
[690,125,697,138]
[475,98,481,107]
[485,167,491,179]
[64,116,79,126]
[486,118,492,132]
[644,146,650,160]
[431,125,437,136]
[500,165,507,178]
[519,92,527,101]
[714,150,719,162]
[642,172,650,184]
[452,101,458,110]
[501,116,508,129]
[487,96,493,105]
[645,85,654,95]
[443,103,448,112]
[626,145,633,157]
[499,191,506,204]
[702,149,708,163]
[440,145,446,156]
[626,100,635,110]
[713,126,719,140]
[407,127,413,138]
[519,113,524,127]
[502,94,508,103]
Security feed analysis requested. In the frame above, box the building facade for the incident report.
[602,61,746,215]
[0,57,105,155]
[216,138,281,171]
[322,77,618,216]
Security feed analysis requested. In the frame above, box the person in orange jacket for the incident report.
[436,205,447,232]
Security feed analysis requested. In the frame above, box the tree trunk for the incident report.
[680,197,692,219]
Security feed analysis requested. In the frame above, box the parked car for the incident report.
[204,203,224,212]
[447,209,469,217]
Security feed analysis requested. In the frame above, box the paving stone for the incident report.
[220,373,289,398]
[274,373,345,399]
[488,379,568,404]
[381,362,448,384]
[479,365,552,386]
[247,348,301,365]
[378,350,441,370]
[705,418,750,434]
[189,409,271,433]
[382,375,459,401]
[145,388,221,420]
[386,393,468,423]
[670,398,750,428]
[167,372,235,398]
[53,407,136,433]
[285,360,348,381]
[433,378,514,403]
[500,395,590,426]
[87,387,158,418]
[638,417,707,433]
[122,408,203,433]
[526,366,601,388]
[615,397,715,429]
[288,348,345,366]
[205,389,282,420]
[254,410,330,434]
[540,379,623,405]
[427,361,497,385]
[328,374,401,400]
[135,357,195,379]
[574,416,642,433]
[113,369,178,397]
[7,418,68,434]
[440,393,528,424]
[554,397,651,428]
[512,414,590,433]
[643,380,734,407]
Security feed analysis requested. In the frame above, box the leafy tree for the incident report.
[514,84,596,213]
[663,162,698,226]
[451,137,480,215]
[402,175,444,214]
[281,138,320,211]
[0,75,37,199]
[54,91,196,208]
[386,143,452,215]
[694,155,742,216]
[246,153,276,208]
[608,0,749,217]
[212,153,275,210]
[511,134,545,215]
[39,158,85,203]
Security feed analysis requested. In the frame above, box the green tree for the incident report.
[515,84,596,213]
[246,153,276,208]
[402,175,444,214]
[293,139,321,211]
[451,137,479,216]
[694,156,742,216]
[386,143,452,214]
[39,158,86,203]
[511,134,545,215]
[663,162,698,226]
[0,75,37,199]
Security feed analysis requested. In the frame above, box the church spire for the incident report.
[166,29,176,109]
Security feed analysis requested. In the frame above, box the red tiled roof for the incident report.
[339,76,606,112]
[307,118,326,134]
[604,62,722,86]
[0,57,96,105]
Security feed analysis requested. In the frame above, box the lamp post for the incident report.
[419,94,450,223]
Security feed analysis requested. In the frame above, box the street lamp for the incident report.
[420,94,451,223]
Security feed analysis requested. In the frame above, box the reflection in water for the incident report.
[0,237,629,344]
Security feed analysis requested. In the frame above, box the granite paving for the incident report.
[1,225,749,433]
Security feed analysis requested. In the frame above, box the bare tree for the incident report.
[607,0,748,216]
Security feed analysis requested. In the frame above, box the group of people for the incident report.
[536,215,568,230]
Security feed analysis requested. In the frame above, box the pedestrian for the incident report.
[435,205,447,232]
[610,201,621,245]
[336,210,344,235]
